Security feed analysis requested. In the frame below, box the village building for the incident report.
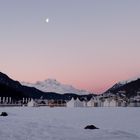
[67,97,84,107]
[87,98,95,107]
[27,99,37,107]
[67,98,75,107]
[103,98,110,107]
[48,99,66,107]
[109,98,118,107]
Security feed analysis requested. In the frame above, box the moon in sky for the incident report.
[45,18,49,23]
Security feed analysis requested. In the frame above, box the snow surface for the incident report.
[0,107,140,140]
[21,79,90,95]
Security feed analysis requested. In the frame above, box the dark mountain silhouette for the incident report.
[0,72,93,100]
[105,79,140,98]
[0,72,64,100]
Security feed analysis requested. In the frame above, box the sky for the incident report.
[0,0,140,93]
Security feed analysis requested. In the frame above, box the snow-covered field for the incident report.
[0,107,140,140]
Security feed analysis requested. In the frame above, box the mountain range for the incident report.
[0,71,140,100]
[21,79,90,95]
[0,72,64,100]
[0,72,92,100]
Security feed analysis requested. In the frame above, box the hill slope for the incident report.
[105,79,140,97]
[0,72,63,99]
[0,72,92,100]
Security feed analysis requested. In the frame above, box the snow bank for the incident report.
[0,107,139,140]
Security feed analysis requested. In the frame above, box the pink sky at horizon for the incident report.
[2,69,140,94]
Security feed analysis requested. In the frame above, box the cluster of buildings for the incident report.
[0,97,67,107]
[0,97,33,106]
[66,96,128,107]
[66,91,140,107]
[0,93,140,107]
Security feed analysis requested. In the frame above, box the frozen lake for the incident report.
[0,107,140,140]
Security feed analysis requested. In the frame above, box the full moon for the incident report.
[45,18,49,23]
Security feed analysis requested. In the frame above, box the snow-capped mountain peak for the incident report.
[21,79,90,95]
[34,79,60,87]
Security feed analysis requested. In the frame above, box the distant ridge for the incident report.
[21,79,90,95]
[1,71,140,100]
[0,72,64,99]
[0,72,92,100]
[104,78,140,97]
